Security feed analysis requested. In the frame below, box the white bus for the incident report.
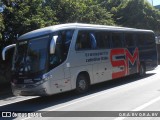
[2,23,158,96]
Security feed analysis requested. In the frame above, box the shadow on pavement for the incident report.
[0,73,155,111]
[0,82,13,99]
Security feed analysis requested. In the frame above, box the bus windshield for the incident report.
[13,36,49,74]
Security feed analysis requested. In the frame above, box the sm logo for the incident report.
[110,48,140,79]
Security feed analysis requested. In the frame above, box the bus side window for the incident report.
[64,30,74,55]
[76,33,89,50]
[111,32,123,48]
[137,34,145,46]
[89,33,97,49]
[49,30,74,70]
[95,31,110,49]
[145,33,155,45]
[103,32,111,49]
[125,33,135,47]
[76,31,96,50]
[49,34,62,69]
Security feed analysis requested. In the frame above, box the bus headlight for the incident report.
[42,73,52,81]
[35,80,44,86]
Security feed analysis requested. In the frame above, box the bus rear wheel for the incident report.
[139,63,146,77]
[76,74,90,94]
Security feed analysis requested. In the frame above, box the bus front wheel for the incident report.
[76,74,90,94]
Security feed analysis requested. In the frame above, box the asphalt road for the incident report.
[0,66,160,120]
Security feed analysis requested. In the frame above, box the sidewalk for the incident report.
[0,83,37,107]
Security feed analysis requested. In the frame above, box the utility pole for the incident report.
[151,0,153,6]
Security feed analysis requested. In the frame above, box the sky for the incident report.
[148,0,160,6]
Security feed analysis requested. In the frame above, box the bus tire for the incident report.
[139,63,146,77]
[76,74,90,94]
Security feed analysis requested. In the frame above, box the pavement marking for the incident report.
[114,96,160,120]
[0,96,38,107]
[22,88,119,120]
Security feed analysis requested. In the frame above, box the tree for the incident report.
[46,0,115,25]
[0,13,4,41]
[97,0,127,20]
[3,0,58,42]
[97,0,126,11]
[98,0,160,34]
[112,0,160,33]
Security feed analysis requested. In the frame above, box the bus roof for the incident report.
[18,23,154,40]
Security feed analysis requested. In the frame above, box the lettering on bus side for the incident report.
[110,48,140,79]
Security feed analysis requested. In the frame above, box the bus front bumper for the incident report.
[11,81,51,96]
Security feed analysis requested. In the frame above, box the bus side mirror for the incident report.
[50,35,58,54]
[2,44,16,60]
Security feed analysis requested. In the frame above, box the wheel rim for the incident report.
[78,79,86,90]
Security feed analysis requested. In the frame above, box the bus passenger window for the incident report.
[103,33,110,49]
[49,29,74,70]
[89,33,97,49]
[137,34,145,46]
[80,33,90,49]
[145,33,155,45]
[111,33,123,48]
[125,33,135,47]
[95,31,110,49]
[64,30,74,55]
[76,31,95,50]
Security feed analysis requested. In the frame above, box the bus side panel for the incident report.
[48,64,72,94]
[139,45,158,71]
[136,32,158,70]
[68,50,95,89]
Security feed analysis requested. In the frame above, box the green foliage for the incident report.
[0,13,5,58]
[46,0,114,25]
[0,13,4,41]
[1,0,160,41]
[97,0,127,11]
[114,0,160,33]
[3,0,57,41]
